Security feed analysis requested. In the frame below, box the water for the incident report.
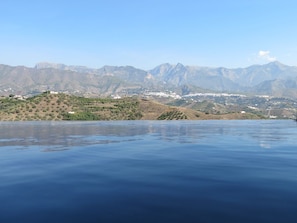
[1,120,297,223]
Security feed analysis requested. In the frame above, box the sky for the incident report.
[1,0,297,70]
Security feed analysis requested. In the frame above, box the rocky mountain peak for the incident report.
[2,61,297,99]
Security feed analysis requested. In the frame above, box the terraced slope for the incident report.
[0,92,263,121]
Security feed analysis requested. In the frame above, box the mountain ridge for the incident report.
[1,61,297,98]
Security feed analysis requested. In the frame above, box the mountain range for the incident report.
[1,61,297,98]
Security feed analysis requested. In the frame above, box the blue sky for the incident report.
[1,0,297,69]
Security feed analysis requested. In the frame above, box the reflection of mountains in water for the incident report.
[0,122,146,149]
[1,121,295,153]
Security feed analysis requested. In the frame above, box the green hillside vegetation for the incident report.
[0,92,264,121]
[0,92,143,121]
[157,110,188,120]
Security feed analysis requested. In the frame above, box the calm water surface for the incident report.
[1,120,297,223]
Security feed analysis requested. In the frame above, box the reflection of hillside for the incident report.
[152,120,295,148]
[0,122,150,148]
[0,120,295,152]
[153,122,208,143]
[0,121,209,150]
[250,122,291,149]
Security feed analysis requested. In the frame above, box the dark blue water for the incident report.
[1,120,297,223]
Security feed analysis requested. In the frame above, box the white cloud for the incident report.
[258,50,277,62]
[259,50,270,57]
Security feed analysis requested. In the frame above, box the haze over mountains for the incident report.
[1,61,297,98]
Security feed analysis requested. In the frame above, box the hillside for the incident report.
[0,93,263,121]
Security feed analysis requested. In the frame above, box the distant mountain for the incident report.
[35,62,98,73]
[253,77,297,98]
[224,61,297,86]
[149,61,297,88]
[1,61,297,98]
[149,61,297,97]
[0,64,134,96]
[149,63,243,92]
